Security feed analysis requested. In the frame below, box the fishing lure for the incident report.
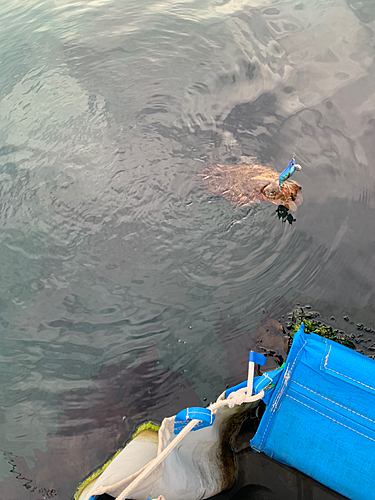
[279,158,301,187]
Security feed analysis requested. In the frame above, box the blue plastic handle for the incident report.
[174,407,215,434]
[249,351,267,366]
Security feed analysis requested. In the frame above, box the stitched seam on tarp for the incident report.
[271,341,307,411]
[286,395,375,443]
[259,340,306,450]
[292,381,375,424]
[178,412,209,420]
[255,377,266,391]
[259,373,272,385]
[323,345,331,369]
[254,370,282,392]
[324,366,375,393]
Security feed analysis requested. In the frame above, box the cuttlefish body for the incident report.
[201,161,303,211]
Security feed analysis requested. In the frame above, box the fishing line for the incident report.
[278,117,304,187]
[292,117,303,159]
[294,151,309,165]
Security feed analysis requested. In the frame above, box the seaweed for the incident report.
[287,308,355,349]
[131,421,160,440]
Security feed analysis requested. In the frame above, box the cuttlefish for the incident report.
[200,159,303,211]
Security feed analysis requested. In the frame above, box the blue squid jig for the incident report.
[279,158,301,187]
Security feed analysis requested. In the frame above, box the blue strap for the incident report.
[249,351,267,365]
[174,407,215,434]
[279,158,296,186]
[88,496,99,500]
[225,365,285,399]
[257,366,285,405]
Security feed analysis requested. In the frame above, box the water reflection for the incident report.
[0,348,201,499]
[0,0,374,498]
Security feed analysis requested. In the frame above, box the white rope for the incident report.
[210,388,265,411]
[113,352,267,500]
[115,418,200,500]
[113,385,264,500]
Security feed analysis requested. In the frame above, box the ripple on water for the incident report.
[0,0,375,496]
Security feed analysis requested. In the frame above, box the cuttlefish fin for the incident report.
[284,200,297,211]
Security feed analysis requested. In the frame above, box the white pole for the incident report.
[247,359,255,397]
[247,351,267,397]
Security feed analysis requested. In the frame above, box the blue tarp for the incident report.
[251,323,375,500]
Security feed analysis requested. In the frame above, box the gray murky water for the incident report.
[0,0,375,498]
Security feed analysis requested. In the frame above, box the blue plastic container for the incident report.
[251,323,375,500]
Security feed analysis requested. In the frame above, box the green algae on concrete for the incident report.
[74,422,160,500]
[289,308,355,349]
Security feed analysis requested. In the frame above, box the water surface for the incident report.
[0,0,375,498]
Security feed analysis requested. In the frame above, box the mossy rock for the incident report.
[288,308,355,350]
